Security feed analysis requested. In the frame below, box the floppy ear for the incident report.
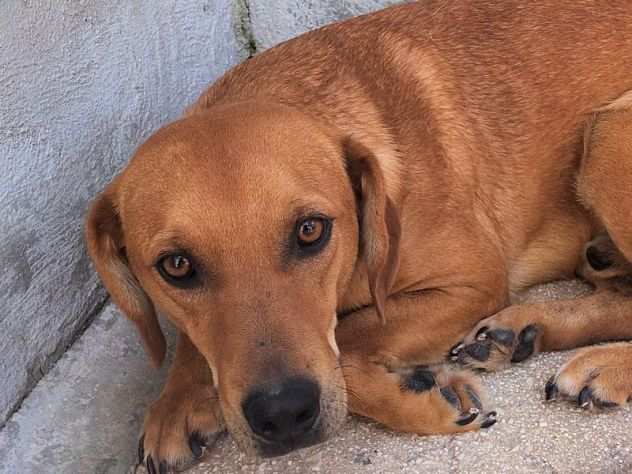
[344,137,401,324]
[85,181,166,367]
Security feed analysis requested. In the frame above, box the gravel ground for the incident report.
[2,280,631,473]
[137,280,632,474]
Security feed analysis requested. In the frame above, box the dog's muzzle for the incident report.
[242,376,323,456]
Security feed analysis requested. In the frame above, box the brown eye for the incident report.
[157,254,196,284]
[295,217,332,256]
[298,219,324,245]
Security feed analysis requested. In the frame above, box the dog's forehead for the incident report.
[119,106,351,251]
[125,105,344,195]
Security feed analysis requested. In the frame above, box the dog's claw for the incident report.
[545,376,558,401]
[146,455,156,474]
[481,411,497,429]
[449,342,465,360]
[456,407,479,426]
[159,461,168,474]
[138,435,145,465]
[189,433,203,458]
[578,386,593,409]
[475,326,489,341]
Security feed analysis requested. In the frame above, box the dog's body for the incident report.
[86,1,632,471]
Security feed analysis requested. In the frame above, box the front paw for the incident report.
[544,343,632,409]
[449,310,543,371]
[397,365,497,433]
[138,384,225,473]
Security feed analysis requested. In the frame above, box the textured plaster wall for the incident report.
[249,0,406,51]
[0,0,245,427]
[0,0,408,429]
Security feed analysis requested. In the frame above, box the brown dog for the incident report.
[85,1,632,471]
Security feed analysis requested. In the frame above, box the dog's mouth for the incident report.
[226,375,348,458]
[255,418,326,457]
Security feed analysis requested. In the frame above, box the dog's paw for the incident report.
[390,365,497,434]
[138,384,224,473]
[449,309,542,371]
[544,343,632,409]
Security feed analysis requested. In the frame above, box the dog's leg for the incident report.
[337,288,503,434]
[456,101,632,409]
[546,101,632,410]
[139,332,224,473]
[545,342,632,409]
[454,289,632,371]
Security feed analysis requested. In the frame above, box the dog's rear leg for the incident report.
[457,100,632,409]
[139,332,225,473]
[336,287,504,434]
[550,100,632,410]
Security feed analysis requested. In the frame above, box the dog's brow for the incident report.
[147,231,194,261]
[288,197,337,218]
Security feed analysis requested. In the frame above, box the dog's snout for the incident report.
[242,377,321,445]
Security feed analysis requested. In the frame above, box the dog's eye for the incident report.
[296,217,332,254]
[157,254,196,285]
[298,219,324,244]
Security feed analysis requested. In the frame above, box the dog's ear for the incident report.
[85,180,166,367]
[344,137,401,324]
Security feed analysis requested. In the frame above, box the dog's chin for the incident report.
[256,424,326,458]
[231,408,347,459]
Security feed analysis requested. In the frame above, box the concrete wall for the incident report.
[0,0,404,428]
[249,0,405,51]
[0,0,246,427]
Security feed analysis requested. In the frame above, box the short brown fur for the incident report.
[85,1,632,470]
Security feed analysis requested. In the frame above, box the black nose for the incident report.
[586,245,612,271]
[242,377,321,444]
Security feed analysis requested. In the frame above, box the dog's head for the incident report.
[85,102,400,456]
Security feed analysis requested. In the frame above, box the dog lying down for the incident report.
[85,1,632,472]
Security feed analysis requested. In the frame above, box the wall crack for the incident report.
[234,0,257,57]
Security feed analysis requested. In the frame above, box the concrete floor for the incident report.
[2,280,632,473]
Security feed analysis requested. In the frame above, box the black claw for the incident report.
[456,409,479,426]
[146,455,157,474]
[475,326,489,340]
[189,432,203,458]
[449,342,464,359]
[138,435,145,464]
[487,329,515,346]
[159,461,168,474]
[464,384,483,410]
[481,411,497,429]
[510,325,539,363]
[403,366,436,393]
[578,386,593,409]
[464,342,491,362]
[545,376,558,401]
[440,386,462,410]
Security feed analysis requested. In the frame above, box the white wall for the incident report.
[0,0,246,426]
[0,0,406,428]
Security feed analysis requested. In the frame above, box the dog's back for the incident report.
[88,3,632,468]
[189,0,632,290]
